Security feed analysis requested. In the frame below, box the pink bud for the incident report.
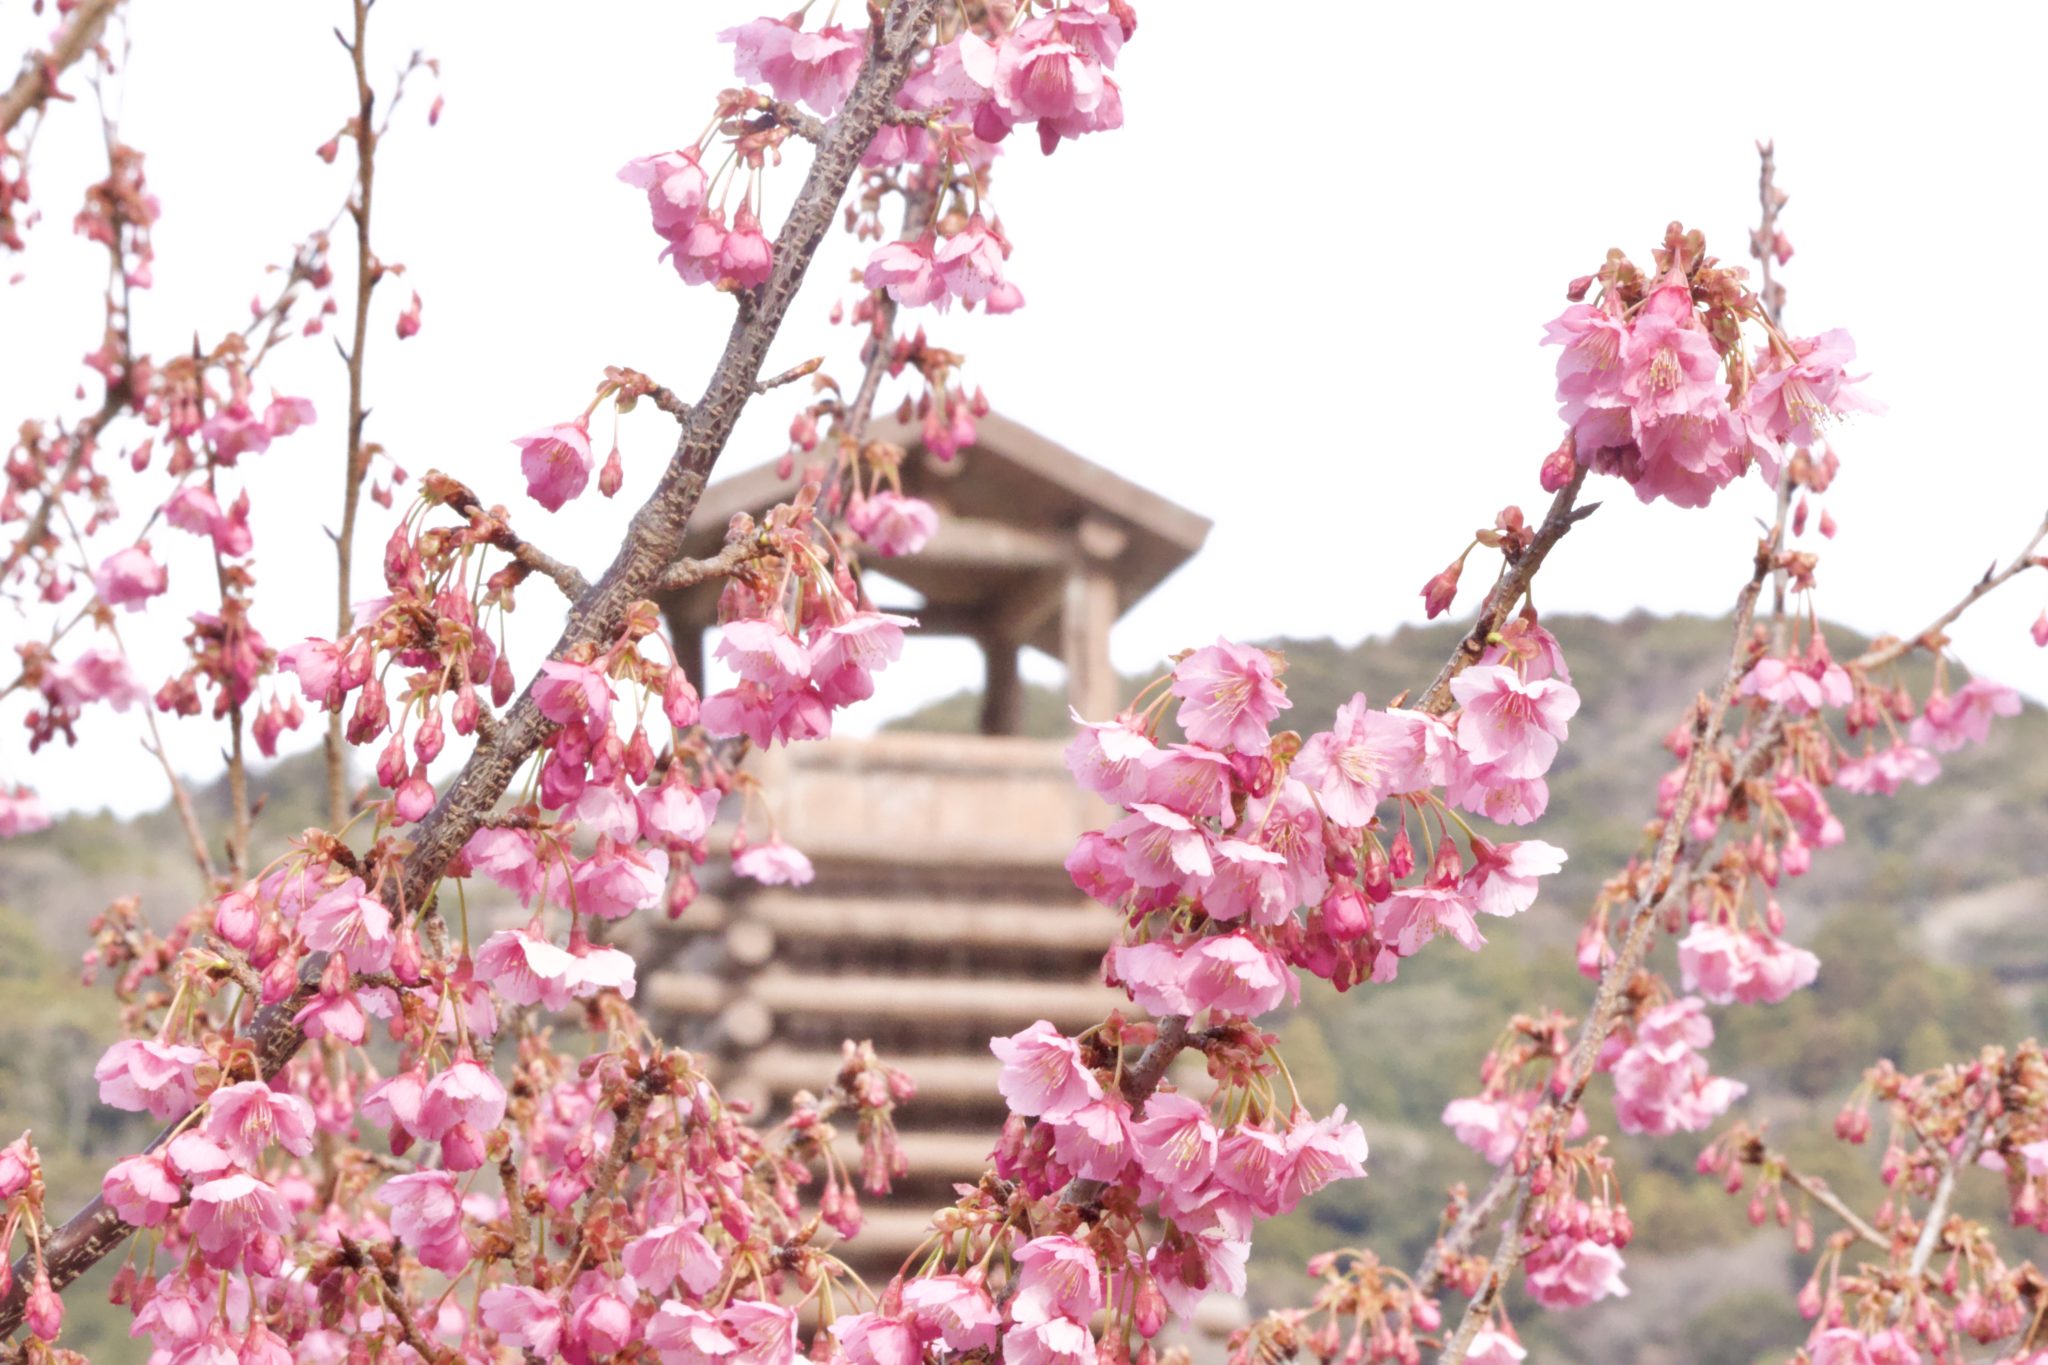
[316,136,340,164]
[452,684,480,736]
[428,95,445,126]
[214,887,260,950]
[490,655,515,708]
[2032,610,2048,649]
[395,768,436,823]
[414,709,445,764]
[663,667,700,728]
[1539,433,1578,492]
[440,1121,487,1171]
[396,291,422,340]
[599,445,624,498]
[26,1270,61,1341]
[1419,560,1463,619]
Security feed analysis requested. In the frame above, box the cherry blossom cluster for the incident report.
[1704,1042,2048,1365]
[1541,223,1879,509]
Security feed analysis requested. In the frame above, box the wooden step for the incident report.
[647,969,1117,1028]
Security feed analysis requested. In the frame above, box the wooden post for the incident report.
[1063,515,1127,720]
[980,633,1023,735]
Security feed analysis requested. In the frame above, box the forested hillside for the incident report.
[3,612,2041,1361]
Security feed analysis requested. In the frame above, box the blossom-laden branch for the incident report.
[0,0,940,1337]
[0,0,120,137]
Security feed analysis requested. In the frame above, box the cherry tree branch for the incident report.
[1853,511,2048,671]
[1417,468,1596,716]
[327,0,381,829]
[1905,1109,1989,1283]
[0,1,940,1335]
[1436,530,1782,1363]
[437,479,592,599]
[0,0,119,137]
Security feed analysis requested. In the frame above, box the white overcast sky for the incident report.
[3,1,2045,817]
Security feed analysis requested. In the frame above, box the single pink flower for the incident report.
[43,646,146,712]
[379,1168,464,1249]
[934,215,1007,304]
[1745,329,1881,448]
[464,826,544,903]
[619,148,708,240]
[1064,711,1159,806]
[298,875,394,972]
[732,838,814,887]
[1462,839,1568,918]
[1467,1329,1528,1365]
[716,619,812,689]
[665,209,730,286]
[1048,1095,1134,1182]
[1278,1104,1370,1211]
[1293,692,1433,827]
[480,1285,564,1359]
[1129,1091,1220,1197]
[416,1058,507,1141]
[721,1300,799,1365]
[1179,933,1297,1018]
[95,1038,207,1119]
[863,237,947,309]
[990,1020,1102,1120]
[1109,802,1214,890]
[830,1313,924,1365]
[646,1303,736,1365]
[101,1151,181,1226]
[1170,638,1290,752]
[515,419,595,511]
[809,610,916,706]
[1450,664,1580,779]
[475,926,580,1011]
[185,1172,292,1268]
[534,658,615,730]
[0,786,51,838]
[901,1274,1000,1354]
[1524,1235,1628,1309]
[992,21,1107,124]
[1836,742,1940,796]
[722,17,866,117]
[1002,1312,1095,1365]
[847,490,938,557]
[1378,884,1487,955]
[93,544,168,611]
[719,202,774,290]
[1012,1234,1105,1322]
[204,1080,316,1164]
[625,1219,724,1297]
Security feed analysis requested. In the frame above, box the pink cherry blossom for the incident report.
[1012,1234,1105,1322]
[901,1274,1001,1354]
[990,1020,1102,1120]
[1677,922,1818,1005]
[1109,802,1213,889]
[1836,742,1941,796]
[646,1302,736,1365]
[0,787,51,838]
[1278,1104,1370,1211]
[416,1058,507,1140]
[94,1037,206,1118]
[1612,997,1746,1136]
[1911,677,2021,752]
[863,237,946,309]
[935,215,1007,304]
[1002,1313,1095,1365]
[830,1313,923,1365]
[1450,664,1580,779]
[1129,1091,1219,1196]
[464,825,544,903]
[185,1172,292,1268]
[42,646,146,712]
[721,1300,799,1365]
[534,658,615,730]
[1178,933,1297,1017]
[1293,693,1438,826]
[625,1218,724,1297]
[297,875,394,972]
[1048,1095,1133,1182]
[1377,884,1487,955]
[732,839,814,887]
[1170,638,1290,752]
[380,1168,465,1254]
[847,490,938,556]
[992,20,1106,126]
[1524,1235,1629,1308]
[1463,839,1568,917]
[716,619,812,689]
[618,148,708,240]
[1467,1329,1528,1365]
[719,202,775,289]
[203,1080,316,1164]
[101,1151,181,1225]
[722,17,866,117]
[809,610,916,706]
[1746,329,1881,448]
[480,1285,564,1359]
[1064,710,1159,806]
[1143,743,1236,825]
[92,543,167,611]
[515,419,595,512]
[475,926,580,1011]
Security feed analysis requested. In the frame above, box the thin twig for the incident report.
[1777,1161,1890,1252]
[656,537,764,594]
[1854,512,2048,672]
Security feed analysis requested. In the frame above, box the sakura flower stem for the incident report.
[657,534,770,594]
[0,0,120,137]
[1417,467,1596,717]
[439,482,593,599]
[329,0,383,829]
[1904,1108,1988,1284]
[0,0,941,1335]
[1766,1155,1889,1252]
[1851,510,2048,672]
